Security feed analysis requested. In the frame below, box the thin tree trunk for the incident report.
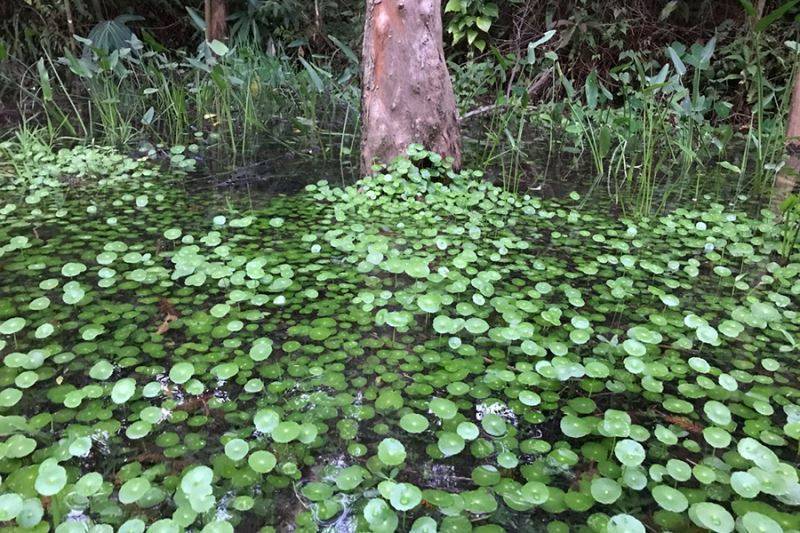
[314,0,324,38]
[90,0,103,20]
[64,0,77,53]
[756,0,767,19]
[205,0,227,43]
[785,68,800,148]
[360,0,462,174]
[773,68,800,209]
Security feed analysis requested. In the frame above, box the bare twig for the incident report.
[460,67,553,122]
[63,0,76,53]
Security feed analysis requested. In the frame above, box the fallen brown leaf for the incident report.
[663,414,704,434]
[156,298,179,335]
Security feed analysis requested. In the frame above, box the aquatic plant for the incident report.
[0,143,798,531]
[778,193,800,258]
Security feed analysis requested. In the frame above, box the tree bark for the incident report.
[360,0,462,174]
[756,0,767,19]
[772,68,800,209]
[205,0,227,43]
[90,0,104,21]
[785,68,800,149]
[64,0,77,52]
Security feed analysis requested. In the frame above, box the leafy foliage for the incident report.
[0,145,798,531]
[444,0,499,52]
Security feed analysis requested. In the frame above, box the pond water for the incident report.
[0,143,799,533]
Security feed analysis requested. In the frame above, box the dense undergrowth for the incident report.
[1,1,799,217]
[0,144,798,531]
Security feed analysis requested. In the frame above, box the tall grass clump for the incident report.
[13,29,360,170]
[456,15,798,219]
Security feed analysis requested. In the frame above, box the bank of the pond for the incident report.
[0,142,799,533]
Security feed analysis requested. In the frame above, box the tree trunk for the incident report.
[360,0,462,174]
[756,0,767,19]
[64,0,77,52]
[205,0,227,43]
[90,0,104,21]
[785,68,800,149]
[773,68,800,209]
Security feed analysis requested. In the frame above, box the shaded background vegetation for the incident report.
[0,0,799,217]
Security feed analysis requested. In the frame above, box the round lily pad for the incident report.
[248,450,277,474]
[377,438,406,465]
[399,413,429,433]
[688,502,734,533]
[652,485,688,512]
